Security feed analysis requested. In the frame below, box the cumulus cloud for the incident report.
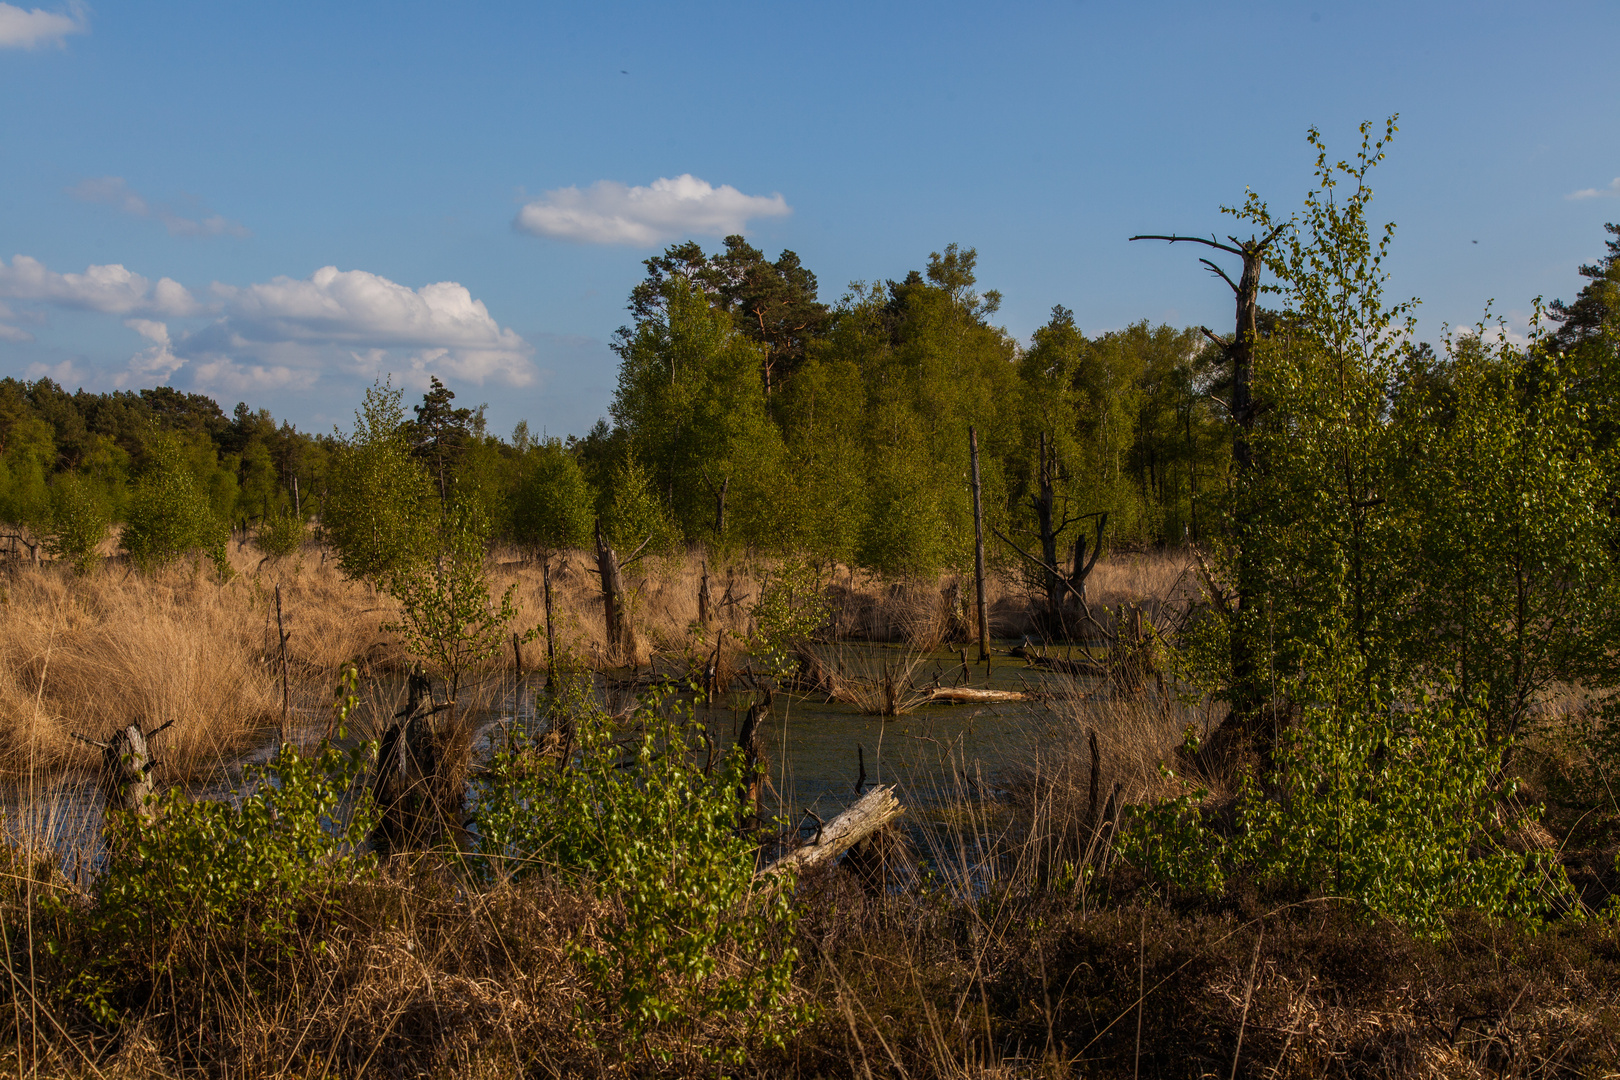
[1567,178,1620,201]
[0,1,86,49]
[0,255,201,316]
[68,176,250,238]
[515,174,790,246]
[119,318,183,384]
[198,266,535,385]
[2,256,533,394]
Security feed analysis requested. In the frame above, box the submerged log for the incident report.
[1011,638,1107,678]
[766,784,903,875]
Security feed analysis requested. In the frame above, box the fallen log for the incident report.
[766,784,902,875]
[916,687,1031,705]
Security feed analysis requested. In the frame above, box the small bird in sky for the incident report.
[620,69,628,74]
[1473,240,1478,244]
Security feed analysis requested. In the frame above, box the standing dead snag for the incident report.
[72,719,176,829]
[736,693,770,823]
[969,425,991,662]
[275,583,292,744]
[592,519,637,665]
[371,666,459,856]
[1130,226,1286,736]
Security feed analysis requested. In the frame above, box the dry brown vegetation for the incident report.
[0,541,1190,779]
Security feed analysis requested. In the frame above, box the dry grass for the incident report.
[0,543,1194,780]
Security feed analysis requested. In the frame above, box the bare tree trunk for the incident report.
[102,725,157,824]
[1130,227,1285,737]
[275,583,292,744]
[969,425,990,662]
[372,667,459,856]
[594,519,635,664]
[698,559,712,630]
[737,695,769,822]
[540,551,557,690]
[1033,432,1064,629]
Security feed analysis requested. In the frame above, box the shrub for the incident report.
[256,505,306,560]
[474,662,803,1062]
[52,671,374,1023]
[324,381,433,582]
[42,473,110,574]
[384,497,527,698]
[122,437,229,573]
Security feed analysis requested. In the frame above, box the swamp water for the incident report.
[5,641,1109,880]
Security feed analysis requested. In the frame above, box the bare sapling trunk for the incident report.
[1032,432,1065,630]
[969,426,991,662]
[737,694,769,823]
[1130,226,1285,738]
[593,519,636,665]
[698,559,712,630]
[540,551,557,691]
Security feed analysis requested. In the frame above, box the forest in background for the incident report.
[0,237,1230,577]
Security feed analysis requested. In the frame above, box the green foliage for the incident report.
[121,433,230,573]
[601,456,674,553]
[256,504,307,560]
[325,381,433,582]
[54,727,375,1023]
[475,663,803,1061]
[42,472,110,573]
[1230,665,1559,935]
[749,558,831,679]
[1120,766,1228,897]
[510,436,594,552]
[384,497,527,698]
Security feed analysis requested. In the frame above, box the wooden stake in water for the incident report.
[969,425,990,662]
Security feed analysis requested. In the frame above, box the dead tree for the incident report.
[526,546,560,691]
[371,666,457,856]
[765,785,903,875]
[969,425,990,661]
[592,519,639,665]
[702,471,730,541]
[274,583,292,743]
[697,559,712,630]
[72,719,176,829]
[993,511,1107,632]
[736,693,770,822]
[1130,225,1286,735]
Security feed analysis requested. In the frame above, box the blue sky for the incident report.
[2,0,1618,439]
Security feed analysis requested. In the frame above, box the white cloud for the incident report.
[1567,177,1620,201]
[0,1,86,49]
[2,257,533,394]
[515,174,791,246]
[67,176,250,238]
[200,266,534,385]
[119,318,183,384]
[0,255,201,316]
